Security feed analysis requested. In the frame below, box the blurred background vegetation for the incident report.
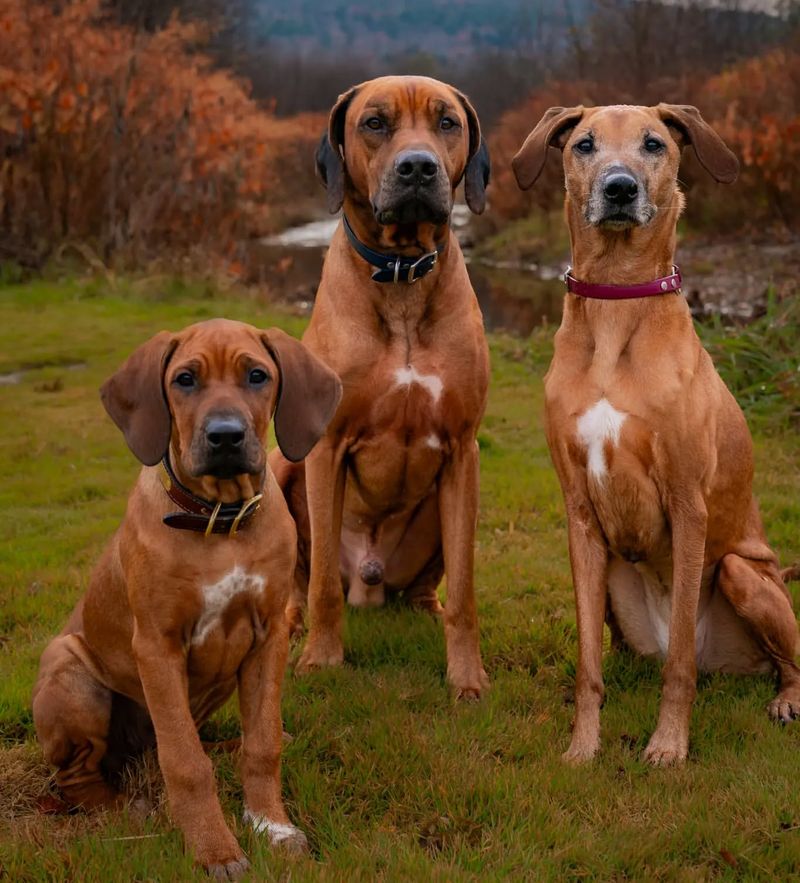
[0,0,798,332]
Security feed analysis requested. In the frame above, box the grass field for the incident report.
[1,277,799,881]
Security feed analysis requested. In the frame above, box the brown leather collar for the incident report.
[159,457,263,536]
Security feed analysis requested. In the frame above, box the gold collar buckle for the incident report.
[228,493,263,537]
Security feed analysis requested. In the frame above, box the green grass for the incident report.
[698,291,800,432]
[1,277,800,881]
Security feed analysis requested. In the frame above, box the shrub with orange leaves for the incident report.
[0,0,323,269]
[487,81,596,224]
[693,47,800,231]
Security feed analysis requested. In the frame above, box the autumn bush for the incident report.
[486,81,597,225]
[691,47,800,232]
[487,46,800,236]
[0,0,323,271]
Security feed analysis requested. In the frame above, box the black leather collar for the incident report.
[342,214,444,284]
[159,455,263,537]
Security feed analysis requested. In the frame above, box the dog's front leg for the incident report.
[563,496,609,763]
[296,438,347,673]
[439,437,488,700]
[238,617,308,855]
[133,631,247,878]
[644,497,707,766]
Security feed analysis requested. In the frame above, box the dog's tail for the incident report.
[781,565,800,583]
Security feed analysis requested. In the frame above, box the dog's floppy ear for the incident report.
[100,331,178,466]
[657,103,739,184]
[455,89,490,214]
[316,86,358,213]
[261,328,342,462]
[512,105,585,191]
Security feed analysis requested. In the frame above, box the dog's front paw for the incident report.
[562,734,600,765]
[448,661,490,701]
[295,632,344,674]
[244,811,309,856]
[204,854,249,880]
[643,726,688,767]
[195,828,248,879]
[768,689,800,723]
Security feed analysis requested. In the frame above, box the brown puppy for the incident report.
[271,75,491,698]
[33,320,341,877]
[513,104,800,765]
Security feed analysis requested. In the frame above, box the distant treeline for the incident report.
[104,0,796,127]
[0,1,797,276]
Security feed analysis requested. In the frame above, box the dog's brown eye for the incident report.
[574,138,594,154]
[644,137,664,153]
[365,117,384,131]
[175,371,195,388]
[440,117,458,131]
[248,368,269,386]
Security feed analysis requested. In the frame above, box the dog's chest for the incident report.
[575,398,627,481]
[374,360,445,423]
[192,565,267,647]
[346,358,451,511]
[573,397,668,556]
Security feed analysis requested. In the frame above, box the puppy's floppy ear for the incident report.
[315,86,358,213]
[455,89,490,214]
[512,105,584,191]
[261,328,342,462]
[657,103,739,184]
[100,331,178,466]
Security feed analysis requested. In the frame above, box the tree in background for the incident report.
[0,0,322,269]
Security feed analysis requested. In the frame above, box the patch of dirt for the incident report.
[679,235,800,319]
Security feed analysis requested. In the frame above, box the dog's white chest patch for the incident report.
[193,565,265,645]
[393,365,443,403]
[576,398,627,479]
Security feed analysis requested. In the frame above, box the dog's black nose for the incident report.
[206,416,245,450]
[603,172,639,205]
[395,150,439,185]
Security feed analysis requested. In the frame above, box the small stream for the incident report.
[252,210,792,328]
[252,205,566,335]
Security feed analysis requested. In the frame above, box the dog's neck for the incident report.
[561,194,692,354]
[166,444,265,506]
[337,195,460,338]
[565,194,680,285]
[343,194,451,257]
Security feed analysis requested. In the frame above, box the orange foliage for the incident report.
[696,48,800,228]
[487,81,595,223]
[0,0,323,267]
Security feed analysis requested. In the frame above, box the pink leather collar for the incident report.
[565,266,682,300]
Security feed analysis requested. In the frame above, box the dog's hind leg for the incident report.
[717,552,800,722]
[270,452,310,640]
[403,550,445,615]
[33,633,120,809]
[782,565,800,583]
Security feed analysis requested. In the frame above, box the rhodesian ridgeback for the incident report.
[513,104,800,765]
[271,75,492,698]
[33,319,341,877]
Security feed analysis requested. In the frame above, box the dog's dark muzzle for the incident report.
[196,414,260,478]
[374,149,452,225]
[595,166,646,226]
